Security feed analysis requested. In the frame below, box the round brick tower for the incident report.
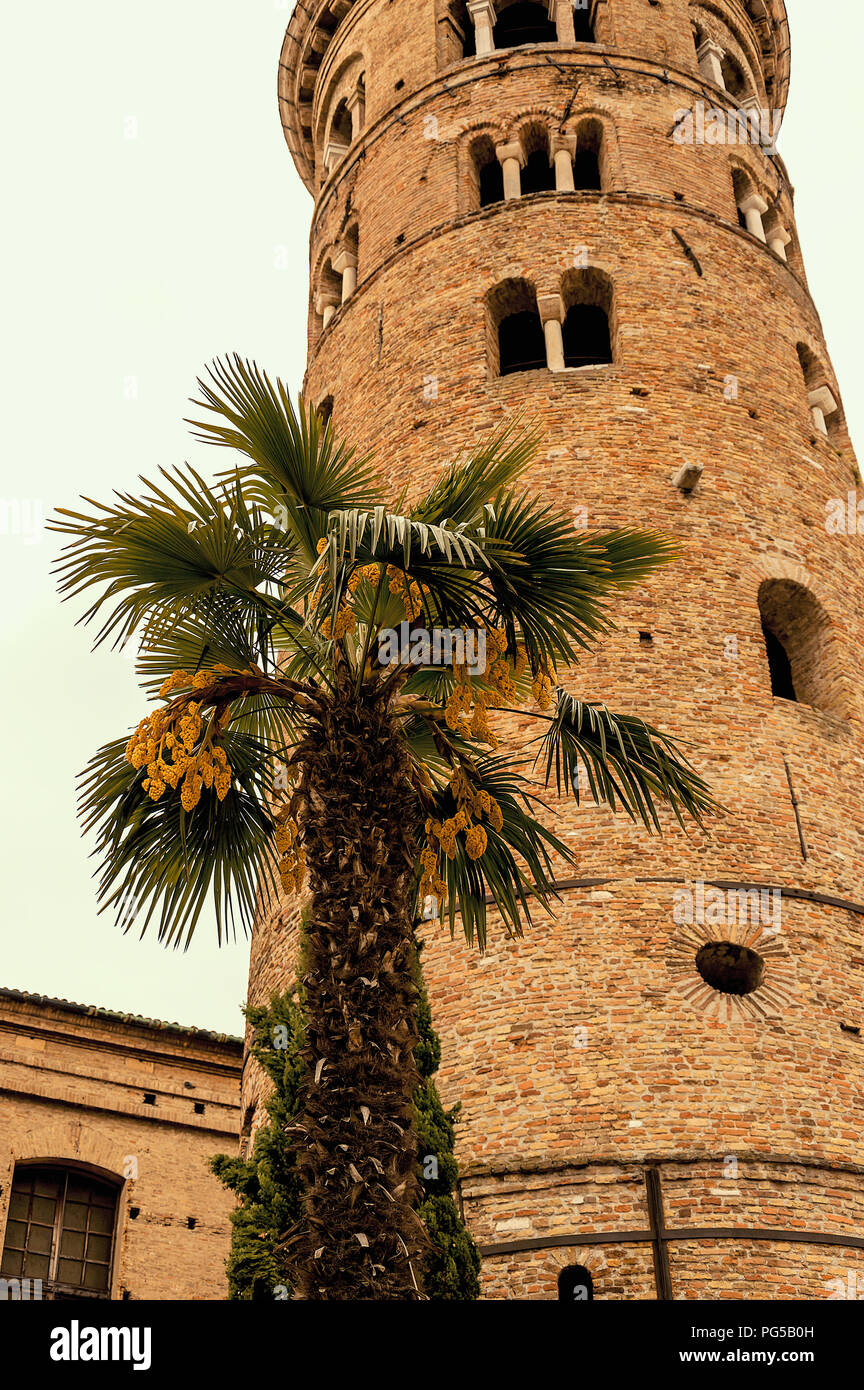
[244,0,864,1299]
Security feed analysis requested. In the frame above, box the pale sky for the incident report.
[0,1,860,1036]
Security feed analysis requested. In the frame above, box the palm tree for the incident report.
[52,355,717,1301]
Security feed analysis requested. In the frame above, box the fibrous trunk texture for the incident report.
[290,674,426,1299]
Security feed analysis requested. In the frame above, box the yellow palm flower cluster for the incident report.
[126,673,233,811]
[442,630,558,749]
[158,666,233,699]
[313,548,430,641]
[418,845,448,910]
[320,607,357,640]
[418,763,504,901]
[347,562,383,594]
[312,543,389,640]
[386,565,426,621]
[447,668,499,745]
[531,657,557,712]
[275,813,305,895]
[444,655,506,750]
[448,764,503,835]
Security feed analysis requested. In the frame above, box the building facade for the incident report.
[0,988,240,1300]
[246,0,864,1299]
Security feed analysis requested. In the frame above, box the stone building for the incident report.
[0,988,240,1300]
[244,0,864,1299]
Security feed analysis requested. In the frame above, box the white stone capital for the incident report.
[316,289,341,314]
[767,225,792,260]
[550,131,578,158]
[537,292,565,325]
[346,87,365,139]
[324,139,350,173]
[496,141,525,199]
[738,193,768,242]
[696,38,725,63]
[332,248,358,277]
[696,38,725,88]
[495,141,526,167]
[809,385,838,417]
[738,194,769,216]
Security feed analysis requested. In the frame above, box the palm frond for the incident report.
[411,422,540,527]
[187,355,379,559]
[80,730,283,948]
[51,465,283,649]
[418,756,576,950]
[538,692,719,832]
[480,494,680,671]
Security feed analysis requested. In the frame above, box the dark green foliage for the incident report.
[413,959,481,1299]
[212,956,480,1300]
[210,991,305,1301]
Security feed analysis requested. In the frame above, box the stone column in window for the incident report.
[808,385,837,436]
[333,248,358,302]
[767,225,792,262]
[347,84,366,141]
[316,289,341,330]
[696,39,726,89]
[495,141,525,200]
[467,0,497,56]
[537,293,566,372]
[550,133,577,192]
[548,0,576,44]
[738,193,769,242]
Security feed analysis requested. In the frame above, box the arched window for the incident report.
[487,278,546,376]
[561,268,614,368]
[572,2,595,43]
[520,124,555,195]
[494,2,557,49]
[758,579,845,716]
[472,135,504,207]
[1,1165,119,1299]
[558,1263,594,1300]
[573,118,603,191]
[317,395,334,427]
[691,10,763,97]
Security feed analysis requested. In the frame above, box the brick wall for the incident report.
[0,990,241,1300]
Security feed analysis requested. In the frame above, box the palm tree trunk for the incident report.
[289,669,426,1299]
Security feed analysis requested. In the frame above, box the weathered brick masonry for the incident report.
[0,989,240,1299]
[245,0,864,1297]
